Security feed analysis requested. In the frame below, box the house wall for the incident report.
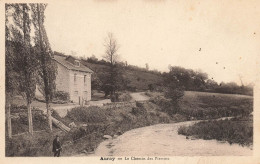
[56,63,70,93]
[68,70,91,104]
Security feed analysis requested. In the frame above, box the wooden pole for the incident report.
[27,103,33,135]
[7,103,12,139]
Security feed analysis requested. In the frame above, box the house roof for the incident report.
[53,55,93,73]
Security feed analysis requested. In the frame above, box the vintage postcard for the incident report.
[1,0,260,164]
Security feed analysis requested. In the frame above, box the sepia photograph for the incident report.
[2,0,260,163]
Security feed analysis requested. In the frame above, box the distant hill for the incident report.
[80,60,163,91]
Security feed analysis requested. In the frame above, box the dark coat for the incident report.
[52,138,62,152]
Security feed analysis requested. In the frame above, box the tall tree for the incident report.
[5,4,15,139]
[8,4,37,135]
[103,33,119,65]
[31,4,57,131]
[102,33,125,96]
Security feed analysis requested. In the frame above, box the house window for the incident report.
[84,75,86,84]
[74,74,77,83]
[75,60,80,67]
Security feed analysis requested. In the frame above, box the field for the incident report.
[180,91,253,119]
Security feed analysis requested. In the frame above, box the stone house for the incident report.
[53,55,93,104]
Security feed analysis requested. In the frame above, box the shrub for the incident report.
[66,106,108,123]
[110,93,119,102]
[150,96,178,116]
[178,117,253,146]
[118,92,132,102]
[131,106,147,116]
[172,114,188,122]
[158,112,170,123]
[10,104,27,113]
[7,109,48,135]
[53,91,70,101]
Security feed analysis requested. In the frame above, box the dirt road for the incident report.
[91,121,252,156]
[130,92,150,101]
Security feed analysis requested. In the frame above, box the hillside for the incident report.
[54,51,253,96]
[81,60,164,91]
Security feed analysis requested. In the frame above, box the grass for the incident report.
[146,91,253,120]
[6,101,171,156]
[84,62,163,91]
[178,116,253,146]
[179,91,253,119]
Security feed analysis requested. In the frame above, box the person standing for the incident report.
[52,135,62,157]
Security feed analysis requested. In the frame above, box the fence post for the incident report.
[7,104,12,139]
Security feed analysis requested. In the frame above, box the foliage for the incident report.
[67,106,108,123]
[162,66,186,114]
[162,66,253,95]
[6,4,39,134]
[30,3,57,131]
[31,4,57,103]
[100,33,128,96]
[110,92,132,102]
[178,116,253,146]
[150,95,179,116]
[53,91,70,101]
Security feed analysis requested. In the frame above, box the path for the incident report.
[91,121,252,156]
[130,92,150,101]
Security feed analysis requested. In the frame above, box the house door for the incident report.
[73,91,79,104]
[84,91,88,102]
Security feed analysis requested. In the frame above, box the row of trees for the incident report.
[86,55,161,76]
[5,3,57,137]
[162,66,253,96]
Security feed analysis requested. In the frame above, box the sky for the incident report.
[44,0,260,85]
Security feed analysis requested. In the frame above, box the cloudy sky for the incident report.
[44,0,260,85]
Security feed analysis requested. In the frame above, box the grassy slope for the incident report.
[6,101,171,156]
[83,62,163,91]
[178,116,253,146]
[179,91,253,119]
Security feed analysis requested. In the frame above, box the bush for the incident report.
[111,92,132,102]
[118,92,132,102]
[178,117,253,146]
[9,104,27,113]
[110,93,119,102]
[7,109,48,135]
[53,91,70,101]
[158,112,170,123]
[150,96,178,116]
[66,106,108,123]
[131,106,147,116]
[6,132,54,156]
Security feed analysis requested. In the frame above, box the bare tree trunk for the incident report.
[7,103,12,139]
[46,102,52,131]
[36,4,52,132]
[27,103,33,135]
